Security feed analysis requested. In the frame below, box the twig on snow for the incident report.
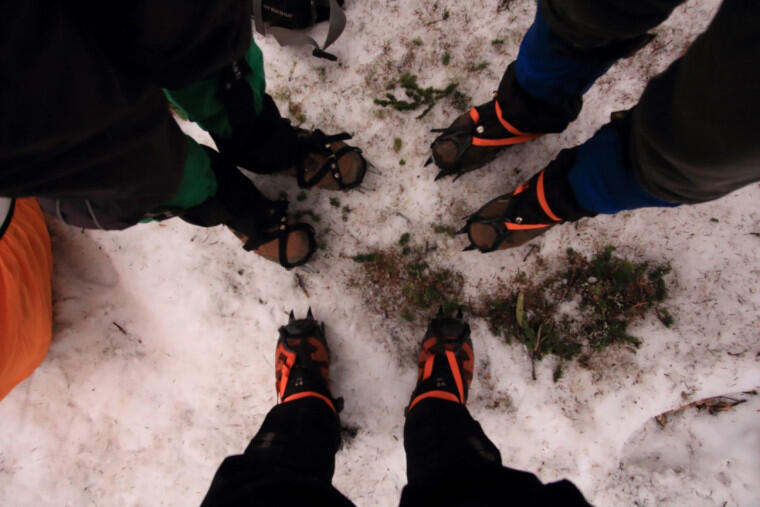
[655,393,755,428]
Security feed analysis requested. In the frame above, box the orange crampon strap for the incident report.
[536,170,562,222]
[409,337,471,411]
[408,390,461,411]
[503,169,562,231]
[282,391,337,413]
[471,99,543,147]
[275,345,297,399]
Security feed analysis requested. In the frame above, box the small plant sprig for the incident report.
[374,73,469,119]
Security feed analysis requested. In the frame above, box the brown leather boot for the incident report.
[177,148,317,269]
[428,95,543,180]
[461,148,594,252]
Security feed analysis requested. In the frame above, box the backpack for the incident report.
[252,0,347,61]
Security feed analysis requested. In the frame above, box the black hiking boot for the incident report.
[407,308,474,414]
[275,309,343,413]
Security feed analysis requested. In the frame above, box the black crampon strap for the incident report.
[429,125,474,180]
[244,220,316,269]
[295,132,365,190]
[462,215,509,253]
[252,0,346,61]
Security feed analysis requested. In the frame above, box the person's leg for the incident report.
[462,1,760,252]
[201,311,353,506]
[566,0,760,214]
[400,312,590,506]
[202,398,352,507]
[627,0,760,204]
[501,0,685,132]
[430,0,683,177]
[163,41,367,191]
[0,198,53,401]
[152,142,317,269]
[2,1,315,268]
[404,399,501,487]
[80,0,363,190]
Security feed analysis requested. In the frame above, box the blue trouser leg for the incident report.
[497,2,652,134]
[512,4,679,214]
[513,3,620,108]
[568,124,679,214]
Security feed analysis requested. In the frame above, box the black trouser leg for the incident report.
[201,398,353,506]
[629,0,760,203]
[400,399,590,506]
[403,399,501,486]
[243,397,341,482]
[538,0,685,48]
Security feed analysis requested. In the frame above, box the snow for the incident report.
[1,1,759,505]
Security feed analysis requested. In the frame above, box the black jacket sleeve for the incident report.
[0,1,254,228]
[67,0,253,88]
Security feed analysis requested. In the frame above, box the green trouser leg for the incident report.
[142,135,217,222]
[154,39,265,213]
[163,40,266,139]
[162,136,218,209]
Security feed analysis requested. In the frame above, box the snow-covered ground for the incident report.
[1,1,759,505]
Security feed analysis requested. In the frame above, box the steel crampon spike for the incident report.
[456,225,469,235]
[436,305,445,318]
[463,244,477,251]
[299,263,319,274]
[365,163,382,176]
[424,156,434,167]
[289,310,296,322]
[456,308,463,320]
[434,170,451,181]
[307,307,314,320]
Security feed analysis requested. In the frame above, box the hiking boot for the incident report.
[214,93,367,191]
[461,148,593,252]
[407,308,474,414]
[291,128,367,190]
[177,148,317,269]
[275,309,342,413]
[428,95,543,180]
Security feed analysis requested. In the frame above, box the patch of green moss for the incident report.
[477,246,673,378]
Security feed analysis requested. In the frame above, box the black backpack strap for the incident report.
[0,198,15,240]
[252,0,346,60]
[252,0,267,36]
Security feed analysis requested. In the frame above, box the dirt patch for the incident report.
[347,240,465,324]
